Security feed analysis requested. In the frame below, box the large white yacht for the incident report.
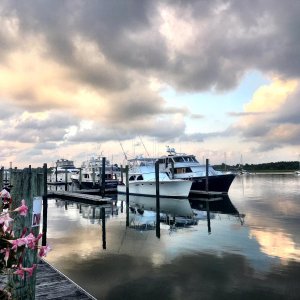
[117,161,192,198]
[157,147,236,195]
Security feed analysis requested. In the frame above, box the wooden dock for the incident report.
[47,190,112,204]
[0,260,96,299]
[36,259,96,299]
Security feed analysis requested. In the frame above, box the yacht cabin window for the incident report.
[174,167,192,174]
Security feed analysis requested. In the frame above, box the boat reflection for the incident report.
[123,195,195,231]
[189,195,245,226]
[51,194,245,249]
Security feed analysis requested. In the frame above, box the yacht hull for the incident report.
[117,180,192,198]
[188,174,236,195]
[71,178,118,190]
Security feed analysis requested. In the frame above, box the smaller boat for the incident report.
[50,159,78,183]
[117,163,192,198]
[71,156,119,190]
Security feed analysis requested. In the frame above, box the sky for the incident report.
[1,0,300,168]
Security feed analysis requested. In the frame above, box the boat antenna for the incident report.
[139,136,150,157]
[119,140,128,160]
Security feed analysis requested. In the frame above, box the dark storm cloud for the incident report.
[1,0,300,154]
[2,0,300,94]
[0,111,79,143]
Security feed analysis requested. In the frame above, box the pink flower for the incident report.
[13,199,28,216]
[13,264,36,279]
[8,237,27,251]
[0,213,14,232]
[22,264,36,277]
[39,245,51,257]
[0,248,10,266]
[14,268,25,279]
[24,233,36,249]
[0,189,11,199]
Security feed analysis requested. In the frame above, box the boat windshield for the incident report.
[173,156,198,163]
[173,157,185,162]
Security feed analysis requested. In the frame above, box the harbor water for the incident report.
[45,174,300,300]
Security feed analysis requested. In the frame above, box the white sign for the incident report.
[32,196,42,227]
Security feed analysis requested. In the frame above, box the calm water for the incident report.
[45,174,300,300]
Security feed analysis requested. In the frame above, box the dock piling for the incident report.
[101,157,106,197]
[206,158,209,193]
[155,161,160,238]
[101,207,106,249]
[125,165,129,227]
[42,163,48,246]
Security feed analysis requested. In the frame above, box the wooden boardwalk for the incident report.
[47,190,112,204]
[36,260,96,299]
[0,260,96,299]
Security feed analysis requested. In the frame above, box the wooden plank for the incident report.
[0,256,97,299]
[35,260,96,300]
[47,191,112,204]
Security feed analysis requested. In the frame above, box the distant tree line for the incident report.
[214,161,299,172]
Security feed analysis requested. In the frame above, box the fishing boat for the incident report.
[157,147,236,195]
[50,159,78,183]
[117,160,192,198]
[71,156,119,190]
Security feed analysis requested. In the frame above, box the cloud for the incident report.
[1,0,300,165]
[229,78,300,150]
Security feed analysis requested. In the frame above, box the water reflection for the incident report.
[45,174,300,300]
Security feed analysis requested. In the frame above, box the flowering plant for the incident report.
[0,189,50,298]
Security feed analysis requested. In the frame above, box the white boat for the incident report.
[117,162,192,198]
[118,194,194,216]
[71,156,119,190]
[157,147,236,195]
[50,159,78,183]
[118,194,197,229]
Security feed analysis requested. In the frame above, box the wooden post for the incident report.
[8,166,42,299]
[101,207,106,249]
[206,158,209,193]
[125,165,129,227]
[64,168,68,191]
[120,164,123,183]
[0,166,3,188]
[101,157,106,197]
[42,163,48,246]
[92,167,95,187]
[155,160,160,238]
[206,200,211,234]
[55,166,58,191]
[79,168,82,190]
[9,162,12,185]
